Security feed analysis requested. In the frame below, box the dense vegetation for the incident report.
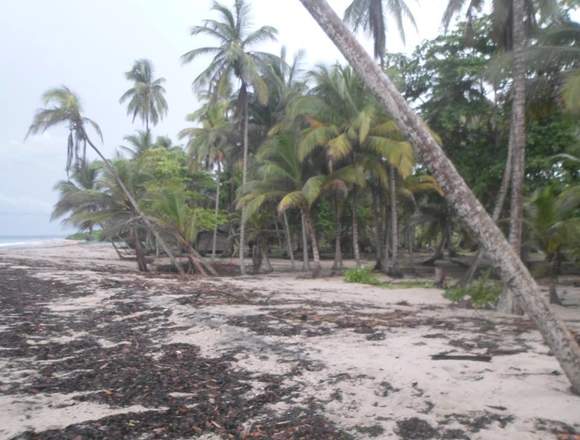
[29,0,580,298]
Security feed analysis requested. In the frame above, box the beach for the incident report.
[1,241,579,439]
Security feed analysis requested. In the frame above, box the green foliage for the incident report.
[344,266,381,285]
[444,272,502,308]
[66,230,104,241]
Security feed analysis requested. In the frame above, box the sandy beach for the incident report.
[1,241,579,439]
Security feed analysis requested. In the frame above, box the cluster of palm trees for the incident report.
[25,0,580,395]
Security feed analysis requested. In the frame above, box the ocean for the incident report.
[0,235,68,248]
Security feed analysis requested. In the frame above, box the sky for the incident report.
[0,0,448,236]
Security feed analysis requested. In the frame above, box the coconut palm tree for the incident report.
[526,185,580,304]
[298,0,580,394]
[120,59,168,133]
[179,99,232,261]
[296,64,413,271]
[344,0,416,67]
[237,130,325,276]
[148,188,218,276]
[181,0,278,275]
[27,86,183,274]
[343,0,416,275]
[119,130,154,159]
[441,0,561,313]
[51,161,102,234]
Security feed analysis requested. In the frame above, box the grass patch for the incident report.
[344,267,381,285]
[344,267,434,289]
[444,271,501,308]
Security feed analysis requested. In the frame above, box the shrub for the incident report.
[344,267,380,285]
[444,271,502,308]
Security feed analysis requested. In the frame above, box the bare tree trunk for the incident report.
[283,212,296,270]
[239,82,249,275]
[332,196,343,272]
[461,123,514,287]
[500,0,527,314]
[212,164,221,262]
[301,211,311,271]
[388,164,401,276]
[84,132,184,275]
[351,190,361,268]
[298,0,580,393]
[302,208,321,277]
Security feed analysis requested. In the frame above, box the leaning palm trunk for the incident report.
[298,0,580,393]
[211,165,221,262]
[301,212,311,271]
[388,164,401,276]
[302,208,321,277]
[461,124,514,287]
[282,212,296,270]
[239,82,250,275]
[83,131,184,276]
[500,0,527,314]
[351,190,361,267]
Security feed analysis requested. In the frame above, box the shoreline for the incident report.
[0,242,579,439]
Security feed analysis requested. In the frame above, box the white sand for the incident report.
[1,241,579,439]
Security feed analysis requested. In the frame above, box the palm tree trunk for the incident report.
[83,131,184,276]
[388,164,401,276]
[132,226,148,272]
[212,164,221,262]
[550,254,563,305]
[110,239,126,260]
[239,82,249,275]
[372,189,384,269]
[332,196,343,272]
[461,123,514,287]
[298,0,580,393]
[302,208,321,277]
[500,0,527,315]
[260,237,273,273]
[382,215,391,272]
[351,190,361,268]
[301,211,311,271]
[283,212,296,270]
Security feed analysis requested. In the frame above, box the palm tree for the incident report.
[343,0,416,275]
[119,59,168,133]
[179,100,232,261]
[298,0,580,394]
[238,130,325,276]
[27,86,183,275]
[344,0,416,67]
[181,0,278,275]
[441,0,561,313]
[119,130,154,159]
[148,188,218,276]
[526,185,580,304]
[51,161,101,234]
[296,64,413,271]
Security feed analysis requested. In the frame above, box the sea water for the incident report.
[0,235,67,248]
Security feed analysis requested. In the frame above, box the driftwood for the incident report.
[431,353,492,362]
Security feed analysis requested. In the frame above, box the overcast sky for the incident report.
[0,0,448,236]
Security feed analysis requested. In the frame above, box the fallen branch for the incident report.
[431,353,492,362]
